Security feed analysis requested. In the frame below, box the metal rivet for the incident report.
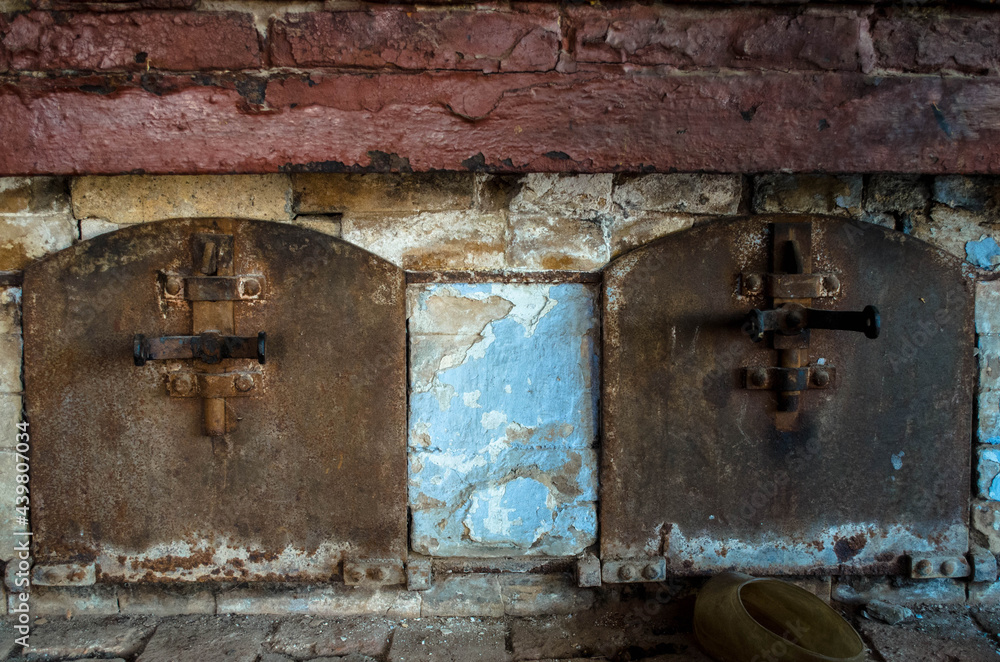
[234,374,255,393]
[371,567,386,581]
[914,559,933,577]
[642,564,659,580]
[812,368,830,387]
[823,275,841,293]
[750,368,768,387]
[347,568,364,583]
[618,565,636,581]
[164,276,183,296]
[745,274,763,294]
[941,560,959,576]
[172,374,195,396]
[242,279,261,297]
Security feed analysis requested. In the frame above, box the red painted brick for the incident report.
[269,8,559,72]
[31,0,196,9]
[0,11,260,72]
[1,71,999,175]
[872,9,1000,74]
[567,5,867,71]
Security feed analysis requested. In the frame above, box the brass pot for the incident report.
[694,572,865,662]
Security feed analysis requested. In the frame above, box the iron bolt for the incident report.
[812,368,830,387]
[914,559,933,577]
[234,374,255,393]
[941,560,959,576]
[346,568,365,583]
[172,374,195,396]
[164,276,183,296]
[745,274,763,294]
[371,567,386,582]
[243,279,261,297]
[618,565,636,581]
[642,564,659,580]
[786,310,804,329]
[750,368,768,387]
[823,275,841,293]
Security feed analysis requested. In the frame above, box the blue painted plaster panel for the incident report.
[407,283,599,557]
[980,390,1000,445]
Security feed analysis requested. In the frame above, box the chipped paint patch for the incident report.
[407,283,599,556]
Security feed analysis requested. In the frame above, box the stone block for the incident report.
[136,614,272,662]
[969,580,1000,605]
[270,8,559,73]
[419,574,503,617]
[293,173,474,214]
[612,174,742,215]
[0,333,21,393]
[407,558,432,592]
[6,553,29,592]
[978,280,1000,335]
[568,5,865,71]
[910,205,992,262]
[0,177,67,214]
[577,554,602,588]
[506,215,608,271]
[0,448,26,562]
[20,586,120,616]
[80,218,121,241]
[607,212,696,258]
[831,576,966,606]
[874,12,1000,75]
[969,544,998,583]
[286,215,342,238]
[0,287,20,336]
[408,283,599,556]
[0,11,261,72]
[388,616,508,661]
[979,447,1000,497]
[341,211,505,271]
[216,585,420,618]
[32,562,96,587]
[973,499,1000,554]
[754,174,863,216]
[980,391,1000,445]
[0,394,22,445]
[118,585,216,615]
[510,174,613,216]
[22,615,156,660]
[71,175,293,224]
[499,574,595,616]
[0,213,76,271]
[980,335,1000,393]
[935,175,1000,214]
[264,616,392,659]
[864,174,930,212]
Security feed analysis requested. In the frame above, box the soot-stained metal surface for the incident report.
[602,215,974,576]
[24,219,407,582]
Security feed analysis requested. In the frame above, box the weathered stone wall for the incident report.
[0,170,998,610]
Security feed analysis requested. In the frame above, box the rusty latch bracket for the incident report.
[743,365,835,391]
[742,272,841,299]
[907,554,971,579]
[166,371,260,398]
[161,273,266,301]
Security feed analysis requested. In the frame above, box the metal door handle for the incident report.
[745,303,880,342]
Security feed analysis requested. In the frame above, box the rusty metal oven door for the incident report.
[24,219,407,582]
[601,215,974,578]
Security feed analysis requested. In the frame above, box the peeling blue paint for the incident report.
[979,448,1000,500]
[407,283,599,556]
[966,236,1000,270]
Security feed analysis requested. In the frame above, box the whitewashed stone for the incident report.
[510,174,613,215]
[612,174,742,215]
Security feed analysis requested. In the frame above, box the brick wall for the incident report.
[3,3,1000,174]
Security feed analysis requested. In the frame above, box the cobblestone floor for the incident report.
[0,602,998,661]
